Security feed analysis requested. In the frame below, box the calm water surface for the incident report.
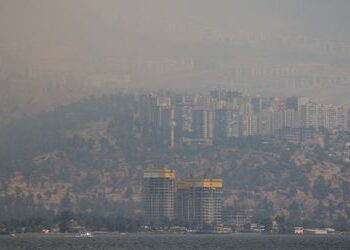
[0,233,349,250]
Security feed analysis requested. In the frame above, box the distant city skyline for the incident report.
[136,89,349,148]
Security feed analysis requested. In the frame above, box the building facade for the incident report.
[193,109,214,140]
[143,169,176,224]
[176,179,223,228]
[300,103,347,131]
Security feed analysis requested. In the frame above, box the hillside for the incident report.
[0,94,350,229]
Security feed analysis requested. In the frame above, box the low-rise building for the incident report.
[294,227,304,235]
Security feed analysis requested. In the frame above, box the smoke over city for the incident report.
[1,0,350,123]
[1,0,350,243]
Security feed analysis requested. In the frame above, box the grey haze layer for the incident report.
[0,0,350,122]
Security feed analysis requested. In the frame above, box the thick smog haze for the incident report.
[0,0,350,121]
[2,1,350,242]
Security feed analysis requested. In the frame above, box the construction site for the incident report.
[143,169,223,228]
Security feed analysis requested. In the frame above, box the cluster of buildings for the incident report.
[143,169,342,233]
[136,90,349,146]
[143,169,224,229]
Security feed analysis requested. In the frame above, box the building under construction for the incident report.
[143,169,176,224]
[176,179,223,228]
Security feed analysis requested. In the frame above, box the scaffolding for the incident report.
[143,169,176,224]
[176,179,223,228]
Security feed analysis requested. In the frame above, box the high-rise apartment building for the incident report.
[193,109,214,140]
[139,93,158,127]
[214,109,241,139]
[241,114,258,136]
[138,93,173,129]
[155,96,172,129]
[143,169,176,224]
[251,96,263,113]
[345,143,350,162]
[175,104,193,135]
[271,111,284,134]
[300,103,347,130]
[258,110,272,135]
[286,96,309,111]
[334,106,347,130]
[176,179,224,228]
[284,109,301,128]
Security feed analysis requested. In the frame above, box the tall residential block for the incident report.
[143,169,176,223]
[286,96,309,111]
[284,109,301,128]
[214,109,241,139]
[139,93,158,127]
[193,109,214,139]
[257,110,271,135]
[345,143,350,162]
[300,103,347,130]
[176,179,224,228]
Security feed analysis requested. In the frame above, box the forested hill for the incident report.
[1,93,350,230]
[0,94,141,220]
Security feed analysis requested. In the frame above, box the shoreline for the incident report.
[2,231,349,237]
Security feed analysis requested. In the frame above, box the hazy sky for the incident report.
[1,0,350,45]
[1,0,350,115]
